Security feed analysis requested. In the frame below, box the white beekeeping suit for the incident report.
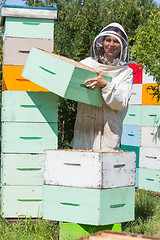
[72,23,133,150]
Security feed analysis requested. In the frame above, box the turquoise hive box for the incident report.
[1,5,57,39]
[43,185,135,226]
[22,47,112,107]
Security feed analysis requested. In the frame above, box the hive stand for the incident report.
[121,62,160,192]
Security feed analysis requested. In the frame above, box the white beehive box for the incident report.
[44,149,136,189]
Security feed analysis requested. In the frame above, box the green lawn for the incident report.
[0,189,159,240]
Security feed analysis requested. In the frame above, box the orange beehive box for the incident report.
[142,83,160,105]
[2,65,49,92]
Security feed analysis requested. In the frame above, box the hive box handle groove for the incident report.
[146,178,154,181]
[17,168,41,171]
[16,78,30,82]
[23,22,40,25]
[129,114,136,116]
[20,137,42,140]
[110,204,125,208]
[60,202,80,207]
[113,164,125,168]
[18,199,42,202]
[149,114,157,117]
[146,156,157,159]
[20,105,41,108]
[39,66,56,75]
[63,163,81,166]
[128,133,134,136]
[19,50,30,54]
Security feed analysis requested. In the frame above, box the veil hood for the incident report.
[91,23,129,66]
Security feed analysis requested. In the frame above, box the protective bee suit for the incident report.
[72,23,133,150]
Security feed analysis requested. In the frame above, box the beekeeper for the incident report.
[72,22,133,150]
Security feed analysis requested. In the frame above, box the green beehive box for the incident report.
[1,185,42,218]
[139,168,160,192]
[123,105,141,126]
[2,91,58,123]
[1,122,58,153]
[3,17,55,39]
[22,47,112,107]
[141,105,160,127]
[43,185,135,226]
[1,153,44,186]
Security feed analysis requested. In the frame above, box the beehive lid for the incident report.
[1,5,57,26]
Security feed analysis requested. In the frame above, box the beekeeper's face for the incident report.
[103,36,121,61]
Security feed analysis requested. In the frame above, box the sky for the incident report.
[3,0,160,5]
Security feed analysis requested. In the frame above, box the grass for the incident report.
[0,189,159,239]
[0,218,59,240]
[122,189,160,237]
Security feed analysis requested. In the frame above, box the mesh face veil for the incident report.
[91,23,129,66]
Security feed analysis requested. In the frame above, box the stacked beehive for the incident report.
[1,5,58,218]
[43,149,136,239]
[121,63,160,192]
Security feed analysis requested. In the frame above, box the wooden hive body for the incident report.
[22,47,112,107]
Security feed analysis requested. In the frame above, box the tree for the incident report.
[130,11,160,101]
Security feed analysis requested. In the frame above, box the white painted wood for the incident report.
[1,186,42,218]
[139,147,160,170]
[129,84,142,105]
[3,37,54,66]
[142,68,155,84]
[141,127,160,148]
[1,153,44,185]
[44,150,136,188]
[1,6,57,25]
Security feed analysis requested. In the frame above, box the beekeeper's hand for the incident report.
[84,71,108,89]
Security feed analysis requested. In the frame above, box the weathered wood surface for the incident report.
[1,122,58,153]
[1,153,44,186]
[43,185,135,225]
[129,84,142,105]
[1,186,42,218]
[2,65,50,92]
[1,5,57,26]
[121,125,141,147]
[123,105,141,126]
[2,91,58,123]
[44,150,136,188]
[141,127,160,148]
[139,147,160,170]
[3,37,53,65]
[121,145,140,167]
[77,230,160,240]
[22,47,112,107]
[4,17,54,39]
[138,168,160,192]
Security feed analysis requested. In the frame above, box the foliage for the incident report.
[58,97,77,149]
[130,11,160,101]
[122,189,160,236]
[6,0,160,147]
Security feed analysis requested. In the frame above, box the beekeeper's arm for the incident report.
[85,67,133,111]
